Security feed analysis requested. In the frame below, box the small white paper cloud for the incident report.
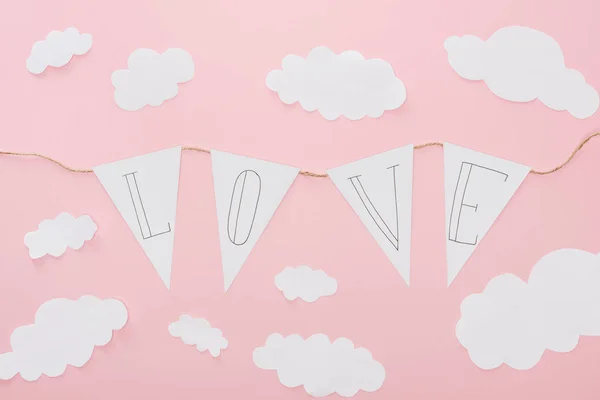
[266,46,407,121]
[275,265,337,302]
[0,296,127,381]
[253,333,385,397]
[444,26,599,119]
[26,27,92,74]
[456,248,600,370]
[24,212,97,259]
[111,48,194,111]
[168,315,228,357]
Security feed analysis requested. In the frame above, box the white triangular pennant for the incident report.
[94,147,181,289]
[328,144,414,285]
[211,151,299,292]
[444,143,530,286]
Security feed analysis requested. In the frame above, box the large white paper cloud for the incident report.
[253,333,385,397]
[24,212,97,259]
[266,46,407,121]
[26,27,92,74]
[0,296,127,381]
[168,315,228,357]
[111,48,194,111]
[444,26,599,119]
[456,248,600,370]
[274,265,337,302]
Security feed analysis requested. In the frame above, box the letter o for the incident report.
[227,170,261,245]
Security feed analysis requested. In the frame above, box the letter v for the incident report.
[328,145,413,285]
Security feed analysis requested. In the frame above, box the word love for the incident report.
[91,142,530,292]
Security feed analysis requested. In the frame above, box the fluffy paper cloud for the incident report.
[456,248,600,370]
[24,212,97,259]
[168,315,228,357]
[111,48,194,111]
[266,46,407,121]
[26,27,92,74]
[253,333,385,397]
[275,265,337,302]
[444,26,599,119]
[0,296,127,381]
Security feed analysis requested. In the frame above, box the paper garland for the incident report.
[89,142,533,291]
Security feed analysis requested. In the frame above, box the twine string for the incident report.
[1,132,598,178]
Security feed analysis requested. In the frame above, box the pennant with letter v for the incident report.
[328,144,414,285]
[94,146,182,290]
[211,150,299,292]
[444,143,530,286]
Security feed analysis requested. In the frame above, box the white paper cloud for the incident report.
[168,315,228,357]
[456,248,600,370]
[24,212,97,259]
[274,265,337,302]
[266,46,407,121]
[0,296,127,381]
[444,26,599,119]
[111,48,194,111]
[253,333,385,397]
[26,27,92,74]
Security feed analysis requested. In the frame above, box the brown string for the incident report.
[528,131,600,175]
[0,151,94,173]
[1,132,598,178]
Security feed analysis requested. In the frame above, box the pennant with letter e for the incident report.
[94,146,182,290]
[444,143,530,286]
[211,150,299,292]
[328,144,414,285]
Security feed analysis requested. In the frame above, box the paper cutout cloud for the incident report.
[168,315,228,357]
[111,48,194,111]
[253,333,385,397]
[26,27,92,74]
[275,265,337,302]
[0,296,127,381]
[444,26,599,119]
[456,248,600,370]
[266,46,407,121]
[24,212,97,259]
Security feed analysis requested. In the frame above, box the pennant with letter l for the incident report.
[328,144,414,285]
[211,150,299,292]
[94,146,182,290]
[444,143,530,286]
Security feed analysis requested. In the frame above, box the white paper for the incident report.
[112,48,194,111]
[0,296,127,381]
[168,315,228,357]
[94,147,181,289]
[328,145,413,284]
[444,26,599,119]
[24,212,97,259]
[211,151,299,292]
[253,333,385,397]
[266,46,407,120]
[444,143,530,285]
[26,27,92,74]
[274,265,338,303]
[456,249,600,370]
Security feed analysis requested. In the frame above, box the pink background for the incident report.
[1,0,600,398]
